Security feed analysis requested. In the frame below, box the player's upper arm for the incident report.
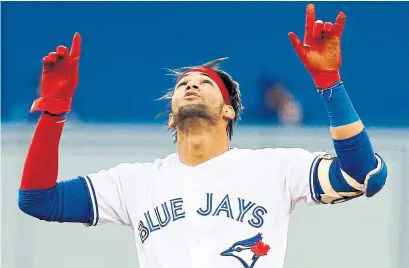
[19,161,157,226]
[84,163,139,226]
[283,148,326,210]
[84,160,160,227]
[252,148,324,212]
[283,148,387,208]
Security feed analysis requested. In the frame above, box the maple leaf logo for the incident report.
[251,240,270,256]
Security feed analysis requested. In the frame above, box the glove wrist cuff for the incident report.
[311,70,341,89]
[30,97,71,115]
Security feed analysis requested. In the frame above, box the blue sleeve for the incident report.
[18,176,94,224]
[319,82,360,127]
[333,129,377,183]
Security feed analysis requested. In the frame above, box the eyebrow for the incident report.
[181,72,213,80]
[176,72,215,86]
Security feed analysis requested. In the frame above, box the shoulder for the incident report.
[230,147,326,167]
[231,147,316,158]
[88,153,179,178]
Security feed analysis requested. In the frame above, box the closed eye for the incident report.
[177,81,188,88]
[202,79,213,85]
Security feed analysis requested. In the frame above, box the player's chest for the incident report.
[147,166,279,215]
[134,167,288,245]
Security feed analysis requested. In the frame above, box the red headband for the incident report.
[176,67,232,106]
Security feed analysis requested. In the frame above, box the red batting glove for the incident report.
[30,32,82,115]
[288,4,346,89]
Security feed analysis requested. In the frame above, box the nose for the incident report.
[186,79,199,90]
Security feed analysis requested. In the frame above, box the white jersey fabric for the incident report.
[84,147,325,268]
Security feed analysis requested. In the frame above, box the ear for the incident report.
[168,113,175,128]
[223,105,235,120]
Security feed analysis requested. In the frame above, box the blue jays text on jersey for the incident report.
[138,193,268,243]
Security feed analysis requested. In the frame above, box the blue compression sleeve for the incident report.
[315,130,378,195]
[18,177,94,223]
[332,130,377,183]
[320,81,360,127]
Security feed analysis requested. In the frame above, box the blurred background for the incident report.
[1,1,408,268]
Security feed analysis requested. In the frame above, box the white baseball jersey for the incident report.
[83,147,325,268]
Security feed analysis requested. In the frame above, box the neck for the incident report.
[176,121,229,166]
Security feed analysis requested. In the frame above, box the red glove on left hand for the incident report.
[30,32,81,115]
[288,4,346,89]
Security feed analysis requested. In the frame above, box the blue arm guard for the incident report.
[311,130,388,204]
[311,153,387,204]
[18,177,94,223]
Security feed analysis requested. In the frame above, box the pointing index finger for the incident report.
[69,32,81,58]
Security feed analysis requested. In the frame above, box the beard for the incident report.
[172,104,223,133]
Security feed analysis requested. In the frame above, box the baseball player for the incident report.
[19,4,388,268]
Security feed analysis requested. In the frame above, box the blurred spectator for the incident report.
[262,76,303,126]
[244,75,303,126]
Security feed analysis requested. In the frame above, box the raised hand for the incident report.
[31,32,82,115]
[288,4,346,89]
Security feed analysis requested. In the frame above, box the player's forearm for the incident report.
[20,112,65,190]
[19,113,94,223]
[330,121,364,140]
[320,81,364,140]
[321,81,378,183]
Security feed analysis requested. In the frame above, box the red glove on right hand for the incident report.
[30,32,82,115]
[288,4,345,89]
